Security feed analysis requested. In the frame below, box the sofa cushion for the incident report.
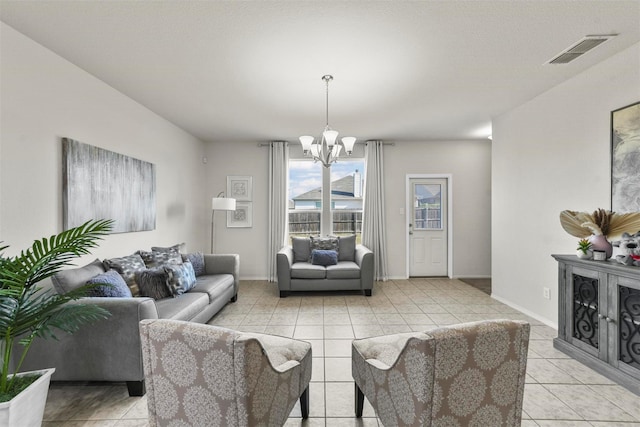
[136,268,173,300]
[311,249,338,266]
[181,252,205,276]
[326,261,361,280]
[164,261,197,295]
[338,235,356,262]
[52,258,106,294]
[104,254,147,297]
[291,263,326,279]
[190,274,235,302]
[138,250,182,269]
[292,237,312,263]
[86,270,132,298]
[310,236,339,260]
[154,292,209,321]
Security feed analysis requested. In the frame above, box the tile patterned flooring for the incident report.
[42,279,640,426]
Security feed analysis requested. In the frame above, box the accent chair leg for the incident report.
[300,386,309,419]
[126,380,146,397]
[364,289,372,296]
[280,291,288,298]
[355,383,364,417]
[230,293,238,303]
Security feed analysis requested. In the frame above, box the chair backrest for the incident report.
[427,319,530,426]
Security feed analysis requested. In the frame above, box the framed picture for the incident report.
[227,202,252,228]
[227,176,252,201]
[611,101,640,213]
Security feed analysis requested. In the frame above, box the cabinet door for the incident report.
[567,265,607,359]
[608,274,640,380]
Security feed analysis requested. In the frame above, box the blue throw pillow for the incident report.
[311,249,338,266]
[86,270,132,298]
[164,261,197,295]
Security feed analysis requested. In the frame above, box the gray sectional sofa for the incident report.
[16,252,239,396]
[277,235,374,297]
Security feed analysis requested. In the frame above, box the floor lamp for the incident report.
[211,192,236,253]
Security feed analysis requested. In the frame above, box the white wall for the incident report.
[384,140,492,279]
[0,23,208,260]
[204,141,269,279]
[492,42,640,327]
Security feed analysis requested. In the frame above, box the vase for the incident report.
[0,368,55,427]
[589,235,613,259]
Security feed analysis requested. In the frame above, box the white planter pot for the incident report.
[0,368,55,427]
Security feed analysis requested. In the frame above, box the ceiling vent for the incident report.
[546,34,617,65]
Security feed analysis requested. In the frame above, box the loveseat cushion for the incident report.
[326,261,361,279]
[292,237,311,263]
[338,235,356,262]
[190,274,235,302]
[52,258,106,294]
[291,263,326,279]
[154,292,209,321]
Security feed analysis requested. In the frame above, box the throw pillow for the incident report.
[138,249,182,269]
[164,261,197,295]
[338,235,356,262]
[291,237,311,263]
[311,249,338,266]
[136,268,173,300]
[181,252,205,276]
[310,236,339,261]
[151,243,185,254]
[103,254,146,297]
[86,270,132,298]
[52,258,106,294]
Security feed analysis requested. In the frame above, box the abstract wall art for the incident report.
[62,138,156,233]
[611,102,640,213]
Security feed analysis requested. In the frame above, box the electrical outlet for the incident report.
[543,287,551,300]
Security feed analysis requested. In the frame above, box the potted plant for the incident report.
[576,238,593,260]
[0,219,113,426]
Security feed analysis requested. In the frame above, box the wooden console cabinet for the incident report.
[553,255,640,395]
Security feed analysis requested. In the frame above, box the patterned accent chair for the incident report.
[139,319,312,426]
[351,319,530,426]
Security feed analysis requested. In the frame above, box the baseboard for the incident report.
[454,275,492,279]
[491,294,557,330]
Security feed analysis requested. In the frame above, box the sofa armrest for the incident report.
[356,245,374,290]
[19,297,159,382]
[276,246,293,290]
[203,254,240,295]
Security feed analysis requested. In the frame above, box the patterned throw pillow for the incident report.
[164,261,197,295]
[86,270,132,298]
[309,236,339,261]
[181,252,205,276]
[138,250,182,269]
[151,243,185,253]
[136,268,173,300]
[103,254,146,297]
[311,249,338,266]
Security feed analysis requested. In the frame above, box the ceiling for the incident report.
[1,1,639,143]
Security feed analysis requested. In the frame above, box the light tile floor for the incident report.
[42,279,640,426]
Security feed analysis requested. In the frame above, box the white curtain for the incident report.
[267,141,289,282]
[362,140,388,281]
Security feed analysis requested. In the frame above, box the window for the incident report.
[287,158,364,242]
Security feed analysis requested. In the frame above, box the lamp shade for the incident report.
[212,197,236,211]
[341,136,356,154]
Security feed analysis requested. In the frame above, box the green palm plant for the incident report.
[0,219,113,400]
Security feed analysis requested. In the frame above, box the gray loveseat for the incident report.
[16,252,239,396]
[277,235,374,297]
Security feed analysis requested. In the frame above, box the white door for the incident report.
[409,178,448,276]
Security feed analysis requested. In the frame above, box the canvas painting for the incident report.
[611,102,640,213]
[63,138,156,233]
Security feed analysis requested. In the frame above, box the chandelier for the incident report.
[299,75,356,168]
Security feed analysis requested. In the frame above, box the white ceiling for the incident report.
[1,1,639,143]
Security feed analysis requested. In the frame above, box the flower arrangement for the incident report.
[560,209,640,240]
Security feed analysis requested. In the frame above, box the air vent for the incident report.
[546,34,617,65]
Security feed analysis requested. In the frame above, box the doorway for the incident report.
[406,175,452,278]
